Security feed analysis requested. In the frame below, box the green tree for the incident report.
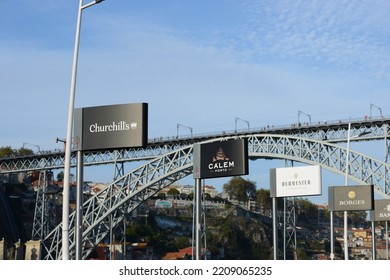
[223,176,256,203]
[57,171,64,182]
[296,198,318,228]
[349,210,368,227]
[0,146,15,158]
[167,188,180,196]
[157,192,166,200]
[17,147,34,156]
[175,236,190,250]
[256,188,272,210]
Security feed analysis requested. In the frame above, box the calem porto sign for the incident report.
[193,138,248,179]
[73,103,148,151]
[328,185,374,211]
[270,165,322,198]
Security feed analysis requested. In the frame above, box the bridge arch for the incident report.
[42,134,390,259]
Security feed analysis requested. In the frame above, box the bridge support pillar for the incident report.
[24,240,41,260]
[14,239,24,260]
[0,238,6,260]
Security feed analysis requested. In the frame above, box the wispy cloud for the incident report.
[237,0,390,79]
[1,0,389,150]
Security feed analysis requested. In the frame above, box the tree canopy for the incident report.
[223,176,256,203]
[0,146,34,158]
[255,188,272,209]
[167,188,180,196]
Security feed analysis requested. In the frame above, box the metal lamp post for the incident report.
[62,0,104,260]
[177,123,193,138]
[343,122,351,260]
[298,110,311,125]
[343,122,370,260]
[235,117,249,132]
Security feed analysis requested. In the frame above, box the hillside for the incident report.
[127,204,275,260]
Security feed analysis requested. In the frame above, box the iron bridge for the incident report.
[1,117,390,259]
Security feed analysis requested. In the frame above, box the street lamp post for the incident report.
[177,123,193,138]
[62,0,104,260]
[370,103,383,119]
[298,110,311,125]
[343,122,371,260]
[22,142,41,153]
[343,122,351,260]
[55,137,66,151]
[235,117,249,132]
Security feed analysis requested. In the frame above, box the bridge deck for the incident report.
[1,116,390,173]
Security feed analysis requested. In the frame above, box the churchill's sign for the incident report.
[328,185,374,211]
[193,138,248,179]
[73,103,148,151]
[270,165,322,198]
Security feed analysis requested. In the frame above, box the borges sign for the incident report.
[73,103,148,151]
[328,185,374,211]
[193,138,248,179]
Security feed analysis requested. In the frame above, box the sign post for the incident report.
[73,102,148,259]
[328,184,374,260]
[193,138,248,259]
[74,103,148,151]
[369,199,390,260]
[270,165,322,259]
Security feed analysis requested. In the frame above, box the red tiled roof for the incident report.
[179,247,194,255]
[131,242,148,249]
[162,246,207,260]
[162,252,188,260]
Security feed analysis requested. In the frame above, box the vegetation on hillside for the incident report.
[0,146,34,158]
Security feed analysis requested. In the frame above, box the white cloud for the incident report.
[1,0,389,151]
[238,0,390,79]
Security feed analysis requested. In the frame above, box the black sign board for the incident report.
[73,103,148,151]
[193,138,248,179]
[328,185,374,211]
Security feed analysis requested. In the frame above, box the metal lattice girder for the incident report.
[289,122,390,143]
[0,145,176,173]
[249,134,390,196]
[41,145,194,260]
[31,171,57,241]
[282,161,297,260]
[31,171,46,240]
[284,197,297,259]
[1,118,390,174]
[40,134,390,259]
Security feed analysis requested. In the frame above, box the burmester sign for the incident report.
[73,103,148,151]
[270,165,322,198]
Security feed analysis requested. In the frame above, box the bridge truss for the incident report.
[1,117,389,173]
[38,134,390,259]
[1,118,390,259]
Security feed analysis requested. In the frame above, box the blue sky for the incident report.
[1,0,389,202]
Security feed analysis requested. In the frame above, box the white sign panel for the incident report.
[270,165,322,198]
